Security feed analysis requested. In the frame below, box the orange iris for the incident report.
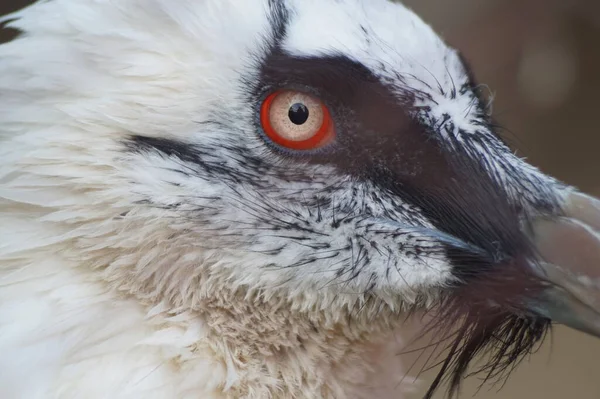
[260,90,335,150]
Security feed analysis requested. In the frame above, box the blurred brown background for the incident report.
[2,0,599,398]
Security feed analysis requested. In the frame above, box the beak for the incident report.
[529,191,600,337]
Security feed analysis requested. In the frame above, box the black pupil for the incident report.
[288,103,309,125]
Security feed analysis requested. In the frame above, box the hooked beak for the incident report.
[529,191,600,337]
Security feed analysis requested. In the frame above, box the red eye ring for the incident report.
[260,90,335,151]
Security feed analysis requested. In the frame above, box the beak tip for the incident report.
[527,190,600,339]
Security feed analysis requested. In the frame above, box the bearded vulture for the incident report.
[0,0,599,398]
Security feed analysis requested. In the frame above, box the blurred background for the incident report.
[1,0,599,398]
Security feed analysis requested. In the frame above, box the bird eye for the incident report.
[260,90,335,150]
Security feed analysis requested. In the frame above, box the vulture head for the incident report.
[1,0,599,398]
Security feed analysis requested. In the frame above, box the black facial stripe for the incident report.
[253,50,532,269]
[0,19,22,45]
[267,0,290,48]
[123,134,348,198]
[123,135,279,189]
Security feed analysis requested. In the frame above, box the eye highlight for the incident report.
[260,90,335,151]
